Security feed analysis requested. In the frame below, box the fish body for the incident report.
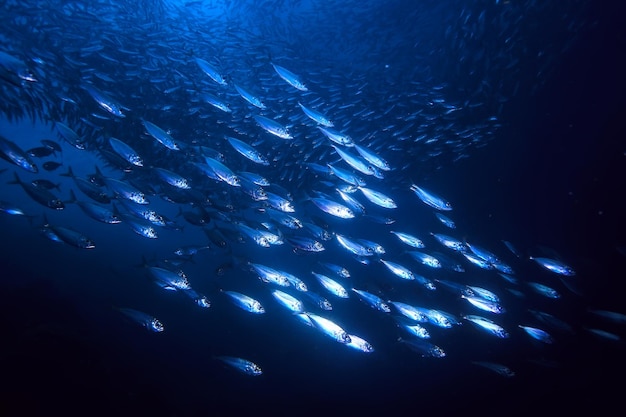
[115,307,164,332]
[235,84,266,109]
[109,137,142,167]
[272,63,307,91]
[215,356,262,376]
[0,135,38,173]
[142,120,180,150]
[222,290,265,314]
[410,184,452,211]
[298,102,333,126]
[195,58,227,86]
[254,115,291,139]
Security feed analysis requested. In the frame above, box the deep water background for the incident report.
[2,1,626,416]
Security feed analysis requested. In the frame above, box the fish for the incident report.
[305,313,351,344]
[471,361,515,377]
[410,184,452,211]
[390,231,424,248]
[215,356,262,376]
[221,290,265,314]
[529,256,576,276]
[380,259,415,280]
[225,136,269,166]
[463,315,510,338]
[195,58,228,86]
[82,84,126,118]
[8,172,64,210]
[358,186,397,209]
[108,137,143,167]
[41,218,95,249]
[519,325,554,344]
[253,115,292,139]
[312,272,349,298]
[351,288,391,313]
[142,120,180,150]
[234,84,266,109]
[309,196,355,219]
[286,235,325,253]
[271,290,305,313]
[272,63,308,91]
[298,102,333,127]
[55,122,86,150]
[0,134,38,173]
[345,334,375,353]
[114,307,164,332]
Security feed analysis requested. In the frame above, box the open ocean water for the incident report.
[1,0,625,415]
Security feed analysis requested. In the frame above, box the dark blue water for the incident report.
[1,1,625,415]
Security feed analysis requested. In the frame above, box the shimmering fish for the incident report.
[305,313,351,344]
[318,127,353,147]
[271,290,305,313]
[195,58,227,86]
[461,294,505,314]
[353,144,390,171]
[312,272,349,298]
[55,122,86,150]
[406,251,441,268]
[215,356,262,376]
[398,337,445,358]
[410,184,452,211]
[0,134,38,173]
[390,231,424,248]
[519,325,554,344]
[109,137,142,167]
[82,84,126,118]
[221,290,265,314]
[310,196,355,219]
[298,102,333,127]
[351,288,391,313]
[153,167,190,189]
[380,259,414,280]
[286,235,325,252]
[529,256,576,276]
[254,115,292,139]
[345,334,375,353]
[335,234,372,256]
[200,93,231,112]
[463,315,509,338]
[115,307,164,332]
[272,63,308,91]
[358,186,397,209]
[142,120,180,150]
[226,136,269,165]
[234,84,266,109]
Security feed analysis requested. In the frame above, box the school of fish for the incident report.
[1,0,620,379]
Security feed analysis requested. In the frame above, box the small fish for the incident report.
[410,184,452,211]
[215,356,262,376]
[272,63,308,91]
[530,256,576,276]
[221,290,265,314]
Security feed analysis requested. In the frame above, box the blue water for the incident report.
[1,0,625,415]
